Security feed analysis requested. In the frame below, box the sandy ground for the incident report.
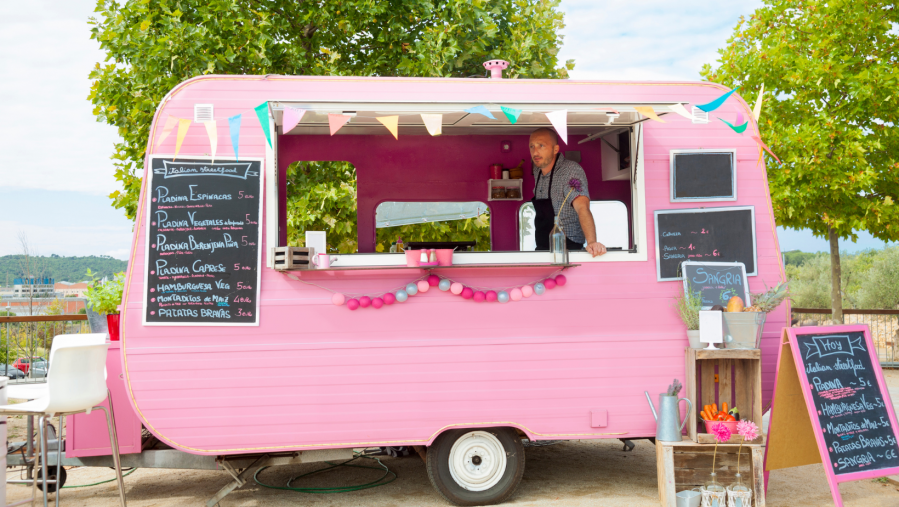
[4,371,899,506]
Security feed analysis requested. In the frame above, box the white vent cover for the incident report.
[194,104,214,123]
[691,106,709,124]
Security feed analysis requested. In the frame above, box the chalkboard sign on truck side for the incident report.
[654,206,757,281]
[669,149,737,202]
[681,261,750,309]
[143,157,263,326]
[765,325,899,506]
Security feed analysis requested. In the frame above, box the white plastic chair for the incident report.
[7,334,108,403]
[0,335,126,507]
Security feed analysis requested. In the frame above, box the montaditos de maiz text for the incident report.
[798,332,899,475]
[145,159,261,325]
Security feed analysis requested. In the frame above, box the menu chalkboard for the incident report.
[796,330,899,476]
[143,157,263,326]
[654,206,757,281]
[670,151,736,202]
[681,261,749,308]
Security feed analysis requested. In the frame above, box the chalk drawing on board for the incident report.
[802,334,866,360]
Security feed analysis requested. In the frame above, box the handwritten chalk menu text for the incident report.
[654,206,757,281]
[144,158,262,325]
[682,261,749,308]
[796,331,899,475]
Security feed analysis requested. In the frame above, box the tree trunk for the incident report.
[829,227,843,324]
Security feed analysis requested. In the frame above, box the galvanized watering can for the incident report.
[645,391,692,442]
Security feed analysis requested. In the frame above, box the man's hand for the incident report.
[586,241,607,257]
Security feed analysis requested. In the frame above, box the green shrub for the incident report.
[84,269,125,315]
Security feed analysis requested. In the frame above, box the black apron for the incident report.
[532,158,582,251]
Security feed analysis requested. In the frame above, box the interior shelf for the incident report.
[488,179,523,201]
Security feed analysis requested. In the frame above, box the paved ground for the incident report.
[5,371,899,506]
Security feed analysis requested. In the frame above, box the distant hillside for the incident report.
[0,255,128,285]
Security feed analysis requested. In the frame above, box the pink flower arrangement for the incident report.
[711,423,732,443]
[737,420,759,441]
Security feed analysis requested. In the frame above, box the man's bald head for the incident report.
[529,128,561,171]
[530,127,559,146]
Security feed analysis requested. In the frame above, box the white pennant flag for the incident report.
[203,120,217,163]
[421,114,442,136]
[753,83,765,121]
[544,110,568,144]
[668,104,695,120]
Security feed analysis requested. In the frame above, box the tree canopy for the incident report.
[89,0,573,219]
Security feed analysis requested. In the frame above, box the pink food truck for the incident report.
[22,64,788,506]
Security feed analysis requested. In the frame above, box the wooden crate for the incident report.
[685,348,763,444]
[272,247,314,270]
[657,437,765,507]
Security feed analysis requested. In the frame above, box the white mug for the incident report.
[312,253,331,269]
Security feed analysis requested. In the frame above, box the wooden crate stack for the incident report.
[271,247,314,270]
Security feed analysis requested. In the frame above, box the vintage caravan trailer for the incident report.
[40,67,789,505]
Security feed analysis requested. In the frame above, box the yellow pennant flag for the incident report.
[377,116,399,140]
[156,115,179,148]
[174,118,192,160]
[634,106,666,123]
[421,114,442,136]
[204,121,217,163]
[753,83,765,121]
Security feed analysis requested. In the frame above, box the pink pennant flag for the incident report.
[156,115,179,147]
[634,106,666,123]
[328,114,351,136]
[203,121,217,163]
[377,116,399,140]
[283,107,305,133]
[544,110,568,144]
[736,112,745,126]
[173,118,192,160]
[751,135,781,164]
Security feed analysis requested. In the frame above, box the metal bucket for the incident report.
[723,312,766,349]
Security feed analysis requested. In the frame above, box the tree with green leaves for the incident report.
[89,0,573,221]
[702,0,899,323]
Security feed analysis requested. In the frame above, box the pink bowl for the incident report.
[404,249,422,267]
[435,249,454,266]
[703,419,739,436]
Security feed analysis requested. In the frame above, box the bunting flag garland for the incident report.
[753,84,765,121]
[668,103,695,120]
[377,116,399,140]
[719,116,749,134]
[328,114,352,135]
[254,102,272,148]
[173,118,192,160]
[203,121,217,163]
[757,145,765,168]
[634,106,666,123]
[421,114,442,136]
[751,135,781,163]
[696,85,741,112]
[283,106,306,133]
[156,116,179,147]
[544,110,568,144]
[736,112,744,126]
[501,106,522,124]
[464,105,496,120]
[228,114,242,161]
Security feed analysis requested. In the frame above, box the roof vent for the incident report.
[194,104,214,123]
[483,60,509,79]
[691,106,709,124]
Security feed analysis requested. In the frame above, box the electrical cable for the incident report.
[61,467,137,488]
[253,453,396,494]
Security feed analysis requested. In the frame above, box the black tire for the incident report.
[36,466,67,492]
[426,427,525,506]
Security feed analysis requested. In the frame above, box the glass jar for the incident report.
[726,473,752,507]
[550,217,568,265]
[701,473,727,507]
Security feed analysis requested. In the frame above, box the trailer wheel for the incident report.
[426,428,524,506]
[36,466,67,492]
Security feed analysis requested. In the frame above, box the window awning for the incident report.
[376,201,488,228]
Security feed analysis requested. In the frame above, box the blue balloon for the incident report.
[438,279,452,291]
[405,283,418,296]
[497,291,510,303]
[534,282,546,295]
[395,290,408,302]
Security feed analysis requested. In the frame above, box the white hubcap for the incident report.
[447,431,507,492]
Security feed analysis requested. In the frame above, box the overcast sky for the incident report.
[0,0,894,260]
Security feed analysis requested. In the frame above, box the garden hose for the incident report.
[253,453,396,494]
[62,467,137,488]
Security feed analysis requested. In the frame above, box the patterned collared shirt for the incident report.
[533,153,590,244]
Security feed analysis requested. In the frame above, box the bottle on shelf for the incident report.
[550,217,568,265]
[396,237,404,252]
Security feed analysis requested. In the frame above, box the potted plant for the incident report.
[84,270,125,341]
[674,291,703,348]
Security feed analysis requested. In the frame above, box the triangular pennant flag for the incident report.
[228,114,242,161]
[544,110,568,145]
[173,118,191,160]
[719,117,749,134]
[282,107,305,133]
[751,135,781,163]
[377,116,399,140]
[696,86,741,112]
[157,115,179,147]
[203,121,217,163]
[634,106,667,123]
[464,105,496,120]
[753,84,765,121]
[668,104,695,120]
[757,145,764,168]
[736,113,744,126]
[501,106,522,124]
[420,114,442,136]
[328,114,351,135]
[254,102,272,148]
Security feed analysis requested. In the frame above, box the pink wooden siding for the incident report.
[121,76,787,455]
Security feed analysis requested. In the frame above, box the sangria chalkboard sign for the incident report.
[654,206,757,281]
[143,157,263,326]
[681,261,749,309]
